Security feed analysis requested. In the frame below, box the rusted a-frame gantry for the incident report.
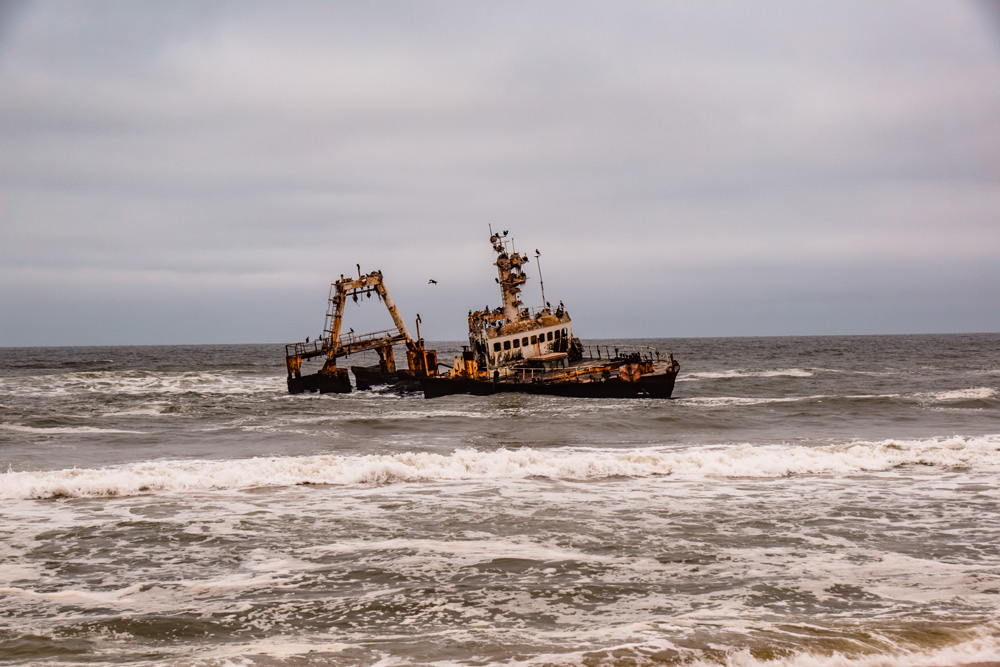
[285,270,437,394]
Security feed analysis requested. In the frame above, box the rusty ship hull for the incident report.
[287,368,352,395]
[351,365,425,393]
[421,359,680,399]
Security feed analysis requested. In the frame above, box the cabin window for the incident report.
[493,342,501,352]
[554,329,561,339]
[547,331,553,341]
[522,337,529,346]
[562,328,568,337]
[513,339,520,348]
[504,340,511,350]
[530,335,537,345]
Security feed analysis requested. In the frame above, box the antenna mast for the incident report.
[535,250,546,308]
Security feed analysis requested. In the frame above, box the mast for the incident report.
[535,249,546,309]
[490,231,529,322]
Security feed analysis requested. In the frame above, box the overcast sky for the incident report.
[1,0,998,345]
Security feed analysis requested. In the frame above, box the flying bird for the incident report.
[428,279,437,285]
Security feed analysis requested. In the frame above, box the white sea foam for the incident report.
[100,405,171,417]
[0,370,279,396]
[140,639,351,665]
[264,408,493,424]
[917,386,997,402]
[684,632,1000,667]
[4,435,999,500]
[1,423,144,435]
[680,368,815,381]
[676,395,828,407]
[416,627,1000,667]
[0,572,294,617]
[0,583,148,603]
[678,388,998,407]
[305,537,627,567]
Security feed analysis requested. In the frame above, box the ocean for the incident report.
[1,334,999,667]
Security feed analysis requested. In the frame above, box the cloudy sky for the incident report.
[1,0,998,345]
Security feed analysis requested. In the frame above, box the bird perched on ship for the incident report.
[428,279,437,285]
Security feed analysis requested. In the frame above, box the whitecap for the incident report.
[676,395,826,407]
[916,387,997,402]
[676,630,1000,667]
[1,423,144,435]
[680,368,814,381]
[0,370,280,397]
[4,435,999,499]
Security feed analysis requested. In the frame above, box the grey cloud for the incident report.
[1,0,998,345]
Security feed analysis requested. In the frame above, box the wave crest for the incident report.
[3,435,999,500]
[917,387,997,402]
[680,368,814,381]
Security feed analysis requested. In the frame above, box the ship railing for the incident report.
[474,305,564,329]
[510,305,563,320]
[584,344,664,363]
[520,306,546,318]
[285,338,332,360]
[499,362,604,384]
[498,365,547,383]
[337,331,410,357]
[332,328,412,357]
[285,328,409,360]
[332,328,398,347]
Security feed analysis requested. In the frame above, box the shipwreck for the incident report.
[420,230,680,399]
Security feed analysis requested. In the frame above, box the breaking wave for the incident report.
[679,632,1000,667]
[50,627,999,667]
[917,386,997,401]
[504,630,1000,667]
[677,386,998,407]
[680,368,814,380]
[0,369,279,396]
[677,395,825,407]
[3,435,999,500]
[1,424,144,435]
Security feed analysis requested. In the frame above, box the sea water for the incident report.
[1,334,999,666]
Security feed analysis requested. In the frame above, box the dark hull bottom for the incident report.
[351,365,422,393]
[287,370,352,394]
[421,370,679,399]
